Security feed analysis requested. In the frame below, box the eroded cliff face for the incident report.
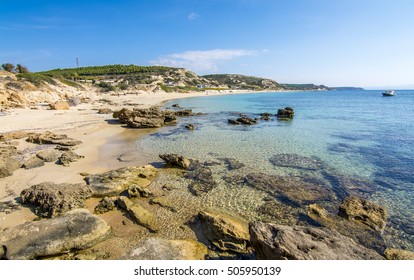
[0,70,97,110]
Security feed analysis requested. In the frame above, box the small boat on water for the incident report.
[382,90,396,96]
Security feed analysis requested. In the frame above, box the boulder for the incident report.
[185,124,195,130]
[338,196,387,232]
[57,151,84,166]
[171,104,181,108]
[94,197,116,214]
[384,248,414,260]
[276,107,294,119]
[113,107,177,129]
[198,211,250,253]
[85,165,157,197]
[159,153,191,169]
[249,222,384,260]
[269,153,324,170]
[20,182,93,218]
[22,156,45,169]
[36,150,61,162]
[0,157,20,178]
[27,131,82,146]
[0,209,111,260]
[121,238,207,260]
[236,116,257,125]
[49,101,70,110]
[117,196,158,232]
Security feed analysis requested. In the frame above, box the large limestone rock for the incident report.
[49,100,70,110]
[27,131,82,146]
[0,209,111,260]
[117,196,158,232]
[276,107,294,119]
[0,144,20,178]
[249,222,384,260]
[113,107,176,128]
[20,182,93,217]
[338,196,387,232]
[121,238,208,260]
[85,165,157,197]
[57,151,84,166]
[198,211,250,253]
[22,156,45,169]
[36,150,61,162]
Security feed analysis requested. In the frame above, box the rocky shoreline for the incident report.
[1,99,413,260]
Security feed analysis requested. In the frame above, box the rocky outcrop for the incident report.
[0,209,111,260]
[198,211,250,254]
[49,100,70,110]
[338,196,387,232]
[85,165,157,197]
[269,153,324,170]
[27,131,82,146]
[97,108,113,114]
[159,153,191,169]
[20,182,93,217]
[121,238,207,260]
[117,196,158,232]
[128,184,152,198]
[113,107,176,128]
[249,222,384,260]
[57,151,84,166]
[276,107,294,119]
[228,116,257,125]
[384,248,414,260]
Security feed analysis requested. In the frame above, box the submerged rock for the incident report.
[20,182,93,217]
[269,153,324,170]
[338,196,387,232]
[198,211,250,254]
[185,124,195,130]
[249,221,383,260]
[117,196,158,232]
[85,165,157,197]
[27,131,82,146]
[159,153,191,169]
[0,209,111,260]
[220,157,245,170]
[121,238,207,260]
[185,161,217,196]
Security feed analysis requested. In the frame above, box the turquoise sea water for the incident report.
[133,90,414,251]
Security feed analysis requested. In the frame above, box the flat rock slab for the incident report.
[0,209,111,260]
[249,222,384,260]
[85,165,157,197]
[269,153,324,170]
[22,156,45,169]
[27,131,82,146]
[20,182,93,217]
[121,238,208,260]
[198,211,250,254]
[36,150,61,162]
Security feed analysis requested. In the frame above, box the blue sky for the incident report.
[1,0,413,88]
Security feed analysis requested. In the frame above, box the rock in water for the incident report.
[276,107,294,119]
[85,165,157,197]
[0,209,111,260]
[338,196,387,232]
[269,153,324,170]
[249,222,384,260]
[198,211,250,254]
[117,196,158,232]
[20,182,93,217]
[121,238,207,260]
[159,153,191,169]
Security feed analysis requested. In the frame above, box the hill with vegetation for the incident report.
[203,74,283,91]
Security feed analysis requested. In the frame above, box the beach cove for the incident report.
[1,89,413,260]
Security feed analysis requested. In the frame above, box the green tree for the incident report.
[1,63,15,72]
[15,64,29,74]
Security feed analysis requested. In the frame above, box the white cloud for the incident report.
[150,49,257,72]
[188,12,198,20]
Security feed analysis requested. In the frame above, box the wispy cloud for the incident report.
[188,12,199,20]
[151,49,258,72]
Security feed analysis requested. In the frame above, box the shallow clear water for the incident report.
[133,90,414,250]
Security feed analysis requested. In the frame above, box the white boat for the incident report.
[382,90,396,96]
